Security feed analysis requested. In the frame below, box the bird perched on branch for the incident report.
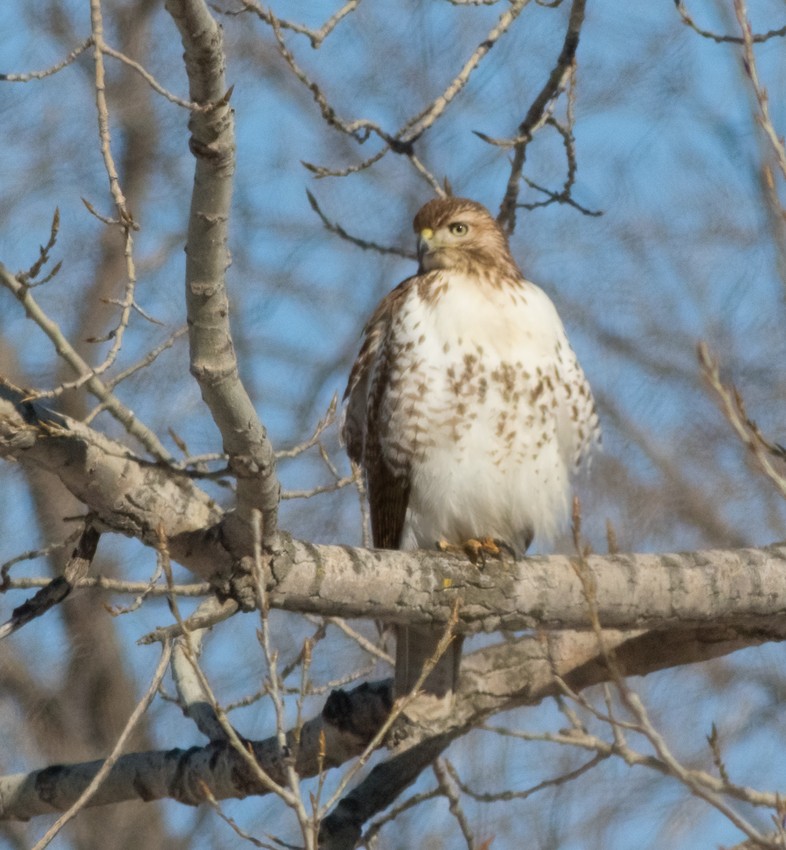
[343,196,599,718]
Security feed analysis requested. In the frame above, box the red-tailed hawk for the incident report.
[343,197,599,716]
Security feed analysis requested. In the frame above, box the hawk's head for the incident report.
[413,197,520,279]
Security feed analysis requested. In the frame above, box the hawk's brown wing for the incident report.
[364,355,410,550]
[342,279,413,550]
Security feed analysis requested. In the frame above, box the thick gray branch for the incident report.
[3,390,786,635]
[0,384,228,581]
[0,680,392,822]
[272,536,786,635]
[165,0,280,548]
[319,622,766,848]
[0,621,766,823]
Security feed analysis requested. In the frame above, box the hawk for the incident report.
[343,197,599,715]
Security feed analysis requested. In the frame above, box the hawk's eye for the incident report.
[448,222,469,236]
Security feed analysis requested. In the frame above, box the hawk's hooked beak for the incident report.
[417,227,434,264]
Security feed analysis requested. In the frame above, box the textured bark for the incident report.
[0,619,773,823]
[0,385,228,580]
[167,0,280,550]
[3,387,786,635]
[0,681,392,821]
[268,536,786,635]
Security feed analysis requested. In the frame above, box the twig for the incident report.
[699,342,786,500]
[16,208,61,285]
[302,146,389,179]
[305,192,414,261]
[250,510,316,847]
[199,784,278,848]
[433,759,476,849]
[443,750,607,803]
[733,0,786,181]
[137,595,239,644]
[30,638,173,849]
[498,0,587,233]
[281,476,354,500]
[234,0,362,49]
[0,38,94,81]
[268,10,387,144]
[0,262,172,460]
[106,557,165,616]
[100,42,214,111]
[0,524,100,640]
[322,616,393,665]
[4,575,210,596]
[360,786,442,846]
[0,527,82,587]
[85,325,188,423]
[675,0,786,45]
[276,394,340,459]
[397,0,531,144]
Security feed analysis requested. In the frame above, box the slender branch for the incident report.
[4,576,210,596]
[433,760,476,848]
[100,42,212,111]
[699,343,786,500]
[0,524,100,640]
[398,0,531,144]
[675,0,786,45]
[498,0,587,233]
[29,639,173,848]
[236,0,363,49]
[0,38,94,81]
[0,265,171,460]
[305,192,414,261]
[733,0,786,181]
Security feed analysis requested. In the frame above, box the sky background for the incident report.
[2,0,786,847]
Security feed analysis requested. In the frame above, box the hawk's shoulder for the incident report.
[341,273,420,464]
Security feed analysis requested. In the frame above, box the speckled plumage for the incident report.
[343,197,599,710]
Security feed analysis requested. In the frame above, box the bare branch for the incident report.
[233,0,363,49]
[100,42,213,111]
[498,0,587,233]
[0,269,172,459]
[397,0,532,144]
[3,576,210,597]
[699,342,786,500]
[29,639,173,848]
[433,759,477,849]
[305,192,414,260]
[0,523,100,640]
[675,0,786,45]
[166,0,281,548]
[0,38,94,81]
[733,0,786,181]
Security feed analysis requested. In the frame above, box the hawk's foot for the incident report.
[437,536,515,565]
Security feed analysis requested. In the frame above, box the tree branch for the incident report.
[497,0,587,234]
[0,383,227,582]
[165,0,280,550]
[3,382,786,636]
[1,619,775,824]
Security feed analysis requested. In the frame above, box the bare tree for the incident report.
[2,0,786,848]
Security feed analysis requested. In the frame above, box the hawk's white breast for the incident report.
[378,271,595,555]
